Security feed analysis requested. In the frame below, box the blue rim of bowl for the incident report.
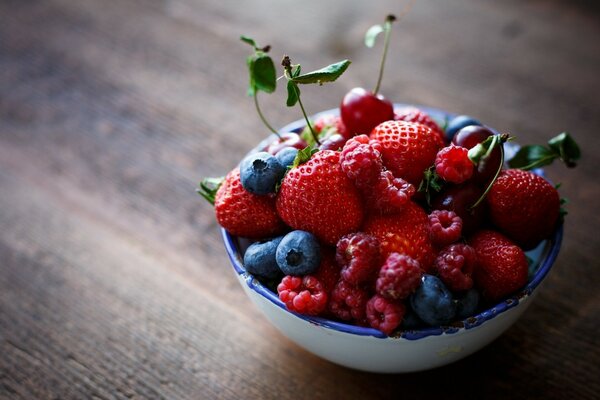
[221,104,564,340]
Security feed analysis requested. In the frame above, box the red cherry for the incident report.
[340,87,394,137]
[319,133,347,151]
[265,132,308,155]
[452,125,502,185]
[432,183,487,236]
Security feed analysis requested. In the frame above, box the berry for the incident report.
[363,201,436,272]
[313,114,348,139]
[376,253,423,300]
[319,133,347,151]
[328,280,369,322]
[394,106,445,146]
[214,168,285,238]
[366,295,406,335]
[276,150,364,245]
[313,247,341,295]
[276,230,321,276]
[243,236,285,280]
[454,288,480,319]
[340,135,383,188]
[370,120,441,185]
[266,132,308,155]
[434,243,477,292]
[336,232,381,285]
[275,147,299,169]
[469,230,528,301]
[410,275,457,326]
[365,170,415,214]
[341,87,394,136]
[428,210,463,246]
[487,169,560,249]
[452,125,501,185]
[445,115,482,143]
[239,152,286,195]
[432,183,487,236]
[277,275,328,315]
[401,307,425,330]
[435,145,474,184]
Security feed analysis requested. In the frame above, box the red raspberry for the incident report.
[376,253,423,300]
[328,280,369,322]
[340,135,384,188]
[435,145,474,184]
[428,210,463,246]
[435,244,477,292]
[366,295,406,335]
[336,233,381,285]
[313,247,341,294]
[277,275,328,316]
[366,170,415,214]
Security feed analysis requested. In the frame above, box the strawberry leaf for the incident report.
[286,81,300,107]
[290,59,351,85]
[197,177,225,205]
[548,132,580,168]
[508,132,580,170]
[242,36,276,96]
[240,35,257,48]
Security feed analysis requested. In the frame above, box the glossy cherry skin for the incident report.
[319,133,347,151]
[340,87,394,136]
[432,183,487,236]
[265,132,308,155]
[452,125,502,185]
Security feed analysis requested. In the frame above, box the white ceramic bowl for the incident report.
[222,105,563,373]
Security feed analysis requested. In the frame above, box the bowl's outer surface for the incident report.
[222,104,564,373]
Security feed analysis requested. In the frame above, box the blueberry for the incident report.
[240,152,286,195]
[276,230,321,276]
[401,306,425,330]
[243,236,285,280]
[275,147,299,169]
[445,115,482,143]
[410,275,457,326]
[454,288,480,319]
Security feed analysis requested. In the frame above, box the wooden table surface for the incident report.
[1,0,599,399]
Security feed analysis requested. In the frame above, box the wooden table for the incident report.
[1,0,599,398]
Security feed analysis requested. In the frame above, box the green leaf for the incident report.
[286,81,300,107]
[240,35,257,48]
[197,177,225,205]
[291,146,318,169]
[548,132,580,168]
[253,54,276,93]
[291,59,351,85]
[365,24,385,48]
[246,55,256,97]
[418,167,444,206]
[508,145,557,170]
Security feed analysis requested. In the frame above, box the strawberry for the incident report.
[487,169,560,250]
[313,114,348,139]
[362,201,436,272]
[370,120,441,185]
[213,168,286,238]
[394,106,445,146]
[276,150,364,245]
[469,230,528,301]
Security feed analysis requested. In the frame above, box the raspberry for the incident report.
[313,248,341,294]
[328,280,369,322]
[366,295,406,335]
[366,170,415,214]
[376,253,423,300]
[435,244,477,292]
[435,145,474,184]
[336,233,381,285]
[277,275,328,315]
[340,135,383,188]
[428,210,463,246]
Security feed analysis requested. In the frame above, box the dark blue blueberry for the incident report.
[243,236,285,280]
[275,147,299,169]
[454,288,480,319]
[410,275,457,326]
[445,115,482,142]
[276,230,321,276]
[239,152,286,195]
[401,306,425,330]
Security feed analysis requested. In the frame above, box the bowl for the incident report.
[221,105,563,373]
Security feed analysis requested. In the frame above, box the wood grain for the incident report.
[1,0,599,398]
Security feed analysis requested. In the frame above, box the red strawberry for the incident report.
[394,106,445,146]
[362,201,436,272]
[370,120,441,185]
[313,114,349,139]
[276,150,364,245]
[487,169,560,250]
[470,230,528,301]
[214,168,286,238]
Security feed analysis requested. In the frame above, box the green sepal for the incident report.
[291,146,318,169]
[418,166,444,206]
[197,177,225,205]
[290,59,351,85]
[240,35,257,48]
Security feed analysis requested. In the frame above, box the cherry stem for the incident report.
[254,91,280,138]
[296,93,320,145]
[470,133,509,210]
[373,14,396,95]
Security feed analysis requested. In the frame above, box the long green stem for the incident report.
[254,91,280,138]
[296,90,320,145]
[374,16,395,94]
[470,136,506,210]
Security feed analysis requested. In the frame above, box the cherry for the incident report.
[265,132,308,155]
[432,183,487,236]
[319,133,347,151]
[340,87,394,136]
[452,125,502,185]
